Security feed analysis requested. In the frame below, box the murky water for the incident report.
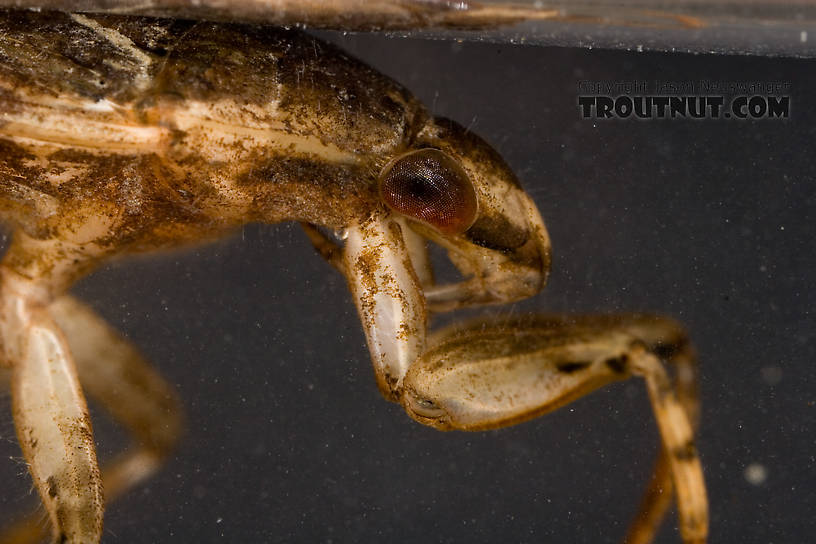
[1,27,813,544]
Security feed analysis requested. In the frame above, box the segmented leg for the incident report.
[521,315,701,543]
[0,235,104,544]
[302,219,435,292]
[50,295,182,500]
[300,223,344,272]
[401,314,708,544]
[394,218,434,288]
[1,295,182,544]
[621,320,699,544]
[629,347,707,544]
[342,210,427,398]
[419,190,550,312]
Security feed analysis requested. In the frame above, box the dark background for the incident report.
[1,31,814,543]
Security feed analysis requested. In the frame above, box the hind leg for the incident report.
[0,234,105,543]
[1,293,183,544]
[51,295,183,500]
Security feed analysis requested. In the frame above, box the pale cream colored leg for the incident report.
[394,218,434,287]
[401,314,707,544]
[1,295,182,544]
[0,238,104,544]
[303,219,433,289]
[342,211,427,399]
[50,295,182,500]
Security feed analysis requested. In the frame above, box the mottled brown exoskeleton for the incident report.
[0,10,707,544]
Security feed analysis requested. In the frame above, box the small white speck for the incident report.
[744,463,768,485]
[636,44,643,52]
[216,517,223,524]
[801,31,808,43]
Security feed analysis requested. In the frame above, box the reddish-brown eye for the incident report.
[379,149,478,235]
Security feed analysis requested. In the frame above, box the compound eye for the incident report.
[379,149,478,235]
